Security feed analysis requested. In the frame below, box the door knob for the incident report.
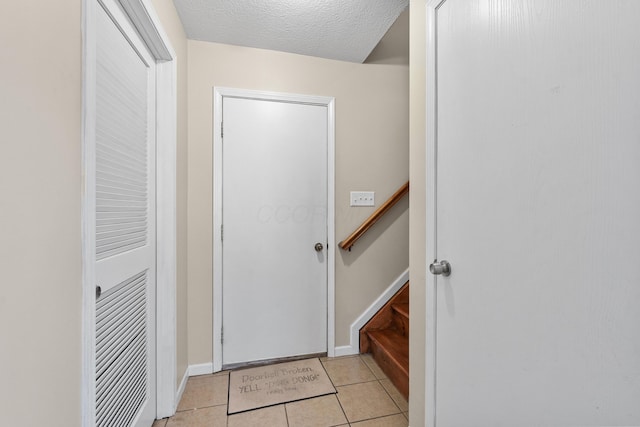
[429,260,451,276]
[314,243,324,252]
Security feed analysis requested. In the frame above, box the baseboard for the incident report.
[175,367,189,411]
[188,362,214,377]
[347,268,409,354]
[333,345,358,357]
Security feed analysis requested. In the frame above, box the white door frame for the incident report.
[81,0,178,424]
[212,87,336,372]
[425,1,443,426]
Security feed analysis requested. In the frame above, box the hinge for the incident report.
[221,224,223,241]
[221,327,224,344]
[221,121,224,138]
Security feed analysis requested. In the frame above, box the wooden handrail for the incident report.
[339,181,409,251]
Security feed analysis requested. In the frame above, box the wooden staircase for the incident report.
[360,281,409,399]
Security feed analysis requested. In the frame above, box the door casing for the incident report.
[425,4,439,425]
[81,0,177,423]
[212,87,336,372]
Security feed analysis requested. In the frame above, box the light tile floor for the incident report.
[153,354,408,427]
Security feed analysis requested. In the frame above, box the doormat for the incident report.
[227,358,336,414]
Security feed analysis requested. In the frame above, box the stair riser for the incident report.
[369,338,409,399]
[392,310,409,337]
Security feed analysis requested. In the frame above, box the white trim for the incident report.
[175,363,216,408]
[425,2,440,427]
[116,0,173,61]
[155,57,178,419]
[326,98,336,358]
[189,362,215,377]
[334,345,358,357]
[212,90,223,372]
[212,87,336,370]
[82,0,177,424]
[338,269,410,356]
[175,367,189,410]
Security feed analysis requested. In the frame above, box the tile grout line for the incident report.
[319,356,339,390]
[321,357,353,425]
[360,353,406,416]
[378,377,406,414]
[284,402,290,427]
[326,354,396,426]
[334,391,351,426]
[336,378,380,387]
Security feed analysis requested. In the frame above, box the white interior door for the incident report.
[428,1,640,425]
[94,0,156,425]
[221,94,328,367]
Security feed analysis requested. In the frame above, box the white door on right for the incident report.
[429,1,640,425]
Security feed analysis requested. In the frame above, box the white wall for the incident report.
[186,18,410,364]
[0,1,83,425]
[149,0,190,389]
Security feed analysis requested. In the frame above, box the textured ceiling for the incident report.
[172,0,409,63]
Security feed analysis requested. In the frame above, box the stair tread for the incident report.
[392,303,409,319]
[367,329,409,376]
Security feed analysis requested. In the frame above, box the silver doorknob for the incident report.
[429,260,451,276]
[314,243,324,252]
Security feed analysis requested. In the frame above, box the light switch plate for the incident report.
[350,191,375,207]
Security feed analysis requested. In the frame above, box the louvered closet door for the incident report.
[94,1,156,426]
